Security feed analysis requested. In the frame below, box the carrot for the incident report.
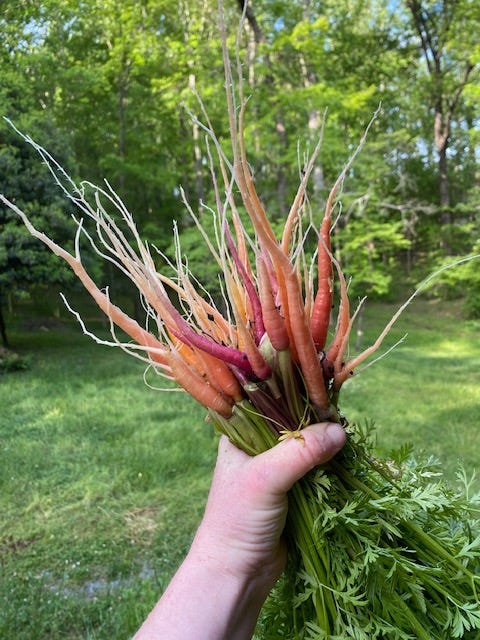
[324,257,350,370]
[310,214,333,351]
[194,349,243,403]
[226,114,327,402]
[229,127,330,409]
[167,350,234,418]
[168,333,200,369]
[225,223,265,344]
[256,255,289,351]
[282,267,330,411]
[169,332,242,403]
[225,272,272,380]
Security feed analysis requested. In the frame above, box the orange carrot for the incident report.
[283,266,330,410]
[310,215,333,351]
[194,349,243,403]
[169,336,242,403]
[167,350,234,418]
[256,255,289,351]
[324,258,350,369]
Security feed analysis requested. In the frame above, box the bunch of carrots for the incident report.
[2,7,479,638]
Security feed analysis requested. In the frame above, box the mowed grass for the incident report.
[0,322,216,639]
[342,298,480,477]
[0,298,479,639]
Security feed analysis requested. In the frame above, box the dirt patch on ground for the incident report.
[21,317,65,331]
[0,534,38,556]
[0,345,31,372]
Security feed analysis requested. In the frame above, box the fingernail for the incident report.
[325,423,346,452]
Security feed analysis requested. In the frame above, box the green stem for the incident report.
[403,519,477,581]
[288,482,337,633]
[210,401,278,454]
[330,458,477,581]
[277,349,303,423]
[392,593,432,640]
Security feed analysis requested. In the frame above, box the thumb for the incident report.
[253,423,346,495]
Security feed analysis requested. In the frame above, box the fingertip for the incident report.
[305,422,346,458]
[324,422,347,453]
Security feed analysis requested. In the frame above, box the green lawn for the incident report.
[0,298,479,639]
[342,298,480,477]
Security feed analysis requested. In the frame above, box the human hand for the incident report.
[134,422,345,640]
[191,422,346,599]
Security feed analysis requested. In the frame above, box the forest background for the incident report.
[0,0,479,336]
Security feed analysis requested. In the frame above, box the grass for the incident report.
[0,320,216,639]
[0,297,479,639]
[342,297,480,477]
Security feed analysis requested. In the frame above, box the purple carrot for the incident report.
[169,324,255,377]
[147,276,256,377]
[224,222,266,344]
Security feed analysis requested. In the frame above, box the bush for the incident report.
[0,346,30,373]
[424,242,480,319]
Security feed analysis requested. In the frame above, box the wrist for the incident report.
[191,520,283,594]
[134,539,275,640]
[184,544,271,640]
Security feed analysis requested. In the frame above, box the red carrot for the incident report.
[224,223,265,344]
[256,255,289,351]
[169,319,254,378]
[310,215,333,351]
[225,272,272,380]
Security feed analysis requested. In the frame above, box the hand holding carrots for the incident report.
[133,422,345,640]
[194,422,346,584]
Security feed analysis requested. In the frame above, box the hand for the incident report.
[191,422,346,596]
[134,422,345,640]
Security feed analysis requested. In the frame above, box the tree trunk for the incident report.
[434,103,452,249]
[239,0,288,216]
[0,298,9,348]
[118,63,128,197]
[188,73,205,209]
[437,146,450,217]
[434,104,451,217]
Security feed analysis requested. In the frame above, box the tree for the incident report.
[405,0,479,222]
[1,0,478,326]
[0,123,77,346]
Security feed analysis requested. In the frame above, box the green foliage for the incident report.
[0,346,30,372]
[425,241,480,317]
[258,424,480,639]
[0,122,76,295]
[1,0,479,313]
[335,204,411,298]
